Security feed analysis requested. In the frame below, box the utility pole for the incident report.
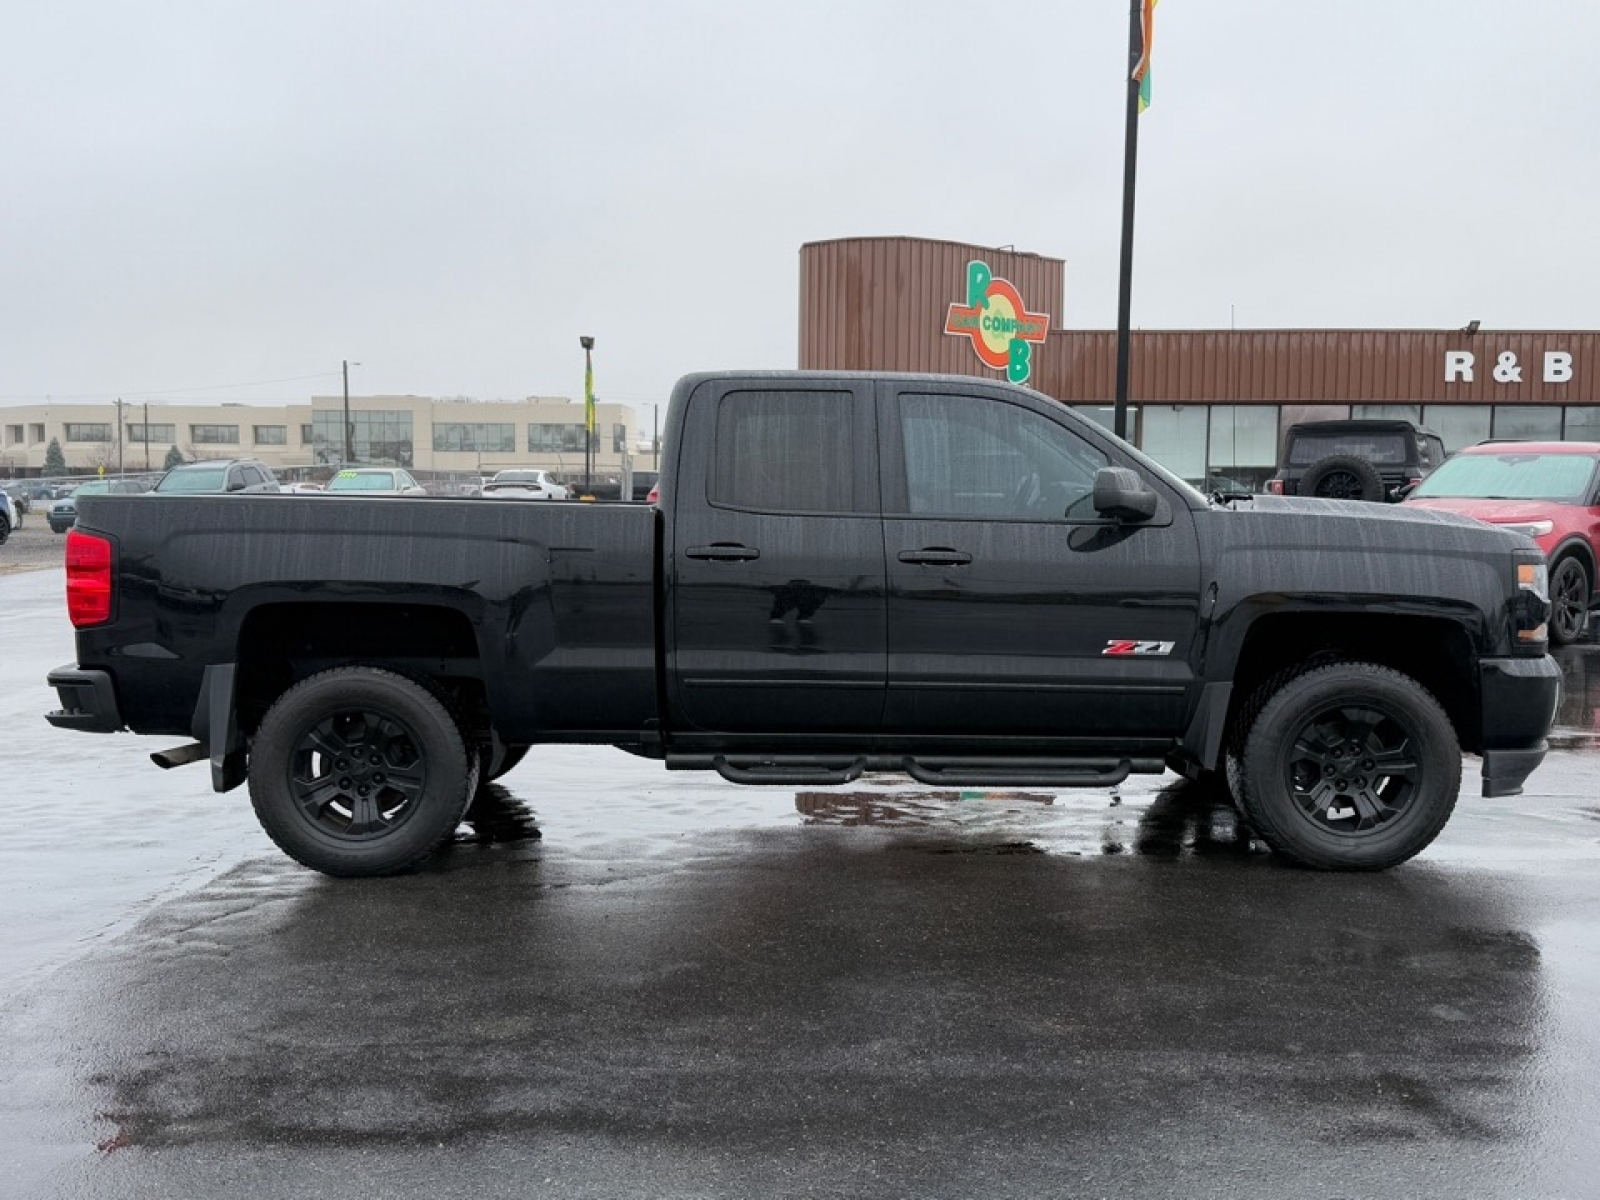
[143,400,150,471]
[1113,0,1146,441]
[115,397,125,476]
[342,360,355,464]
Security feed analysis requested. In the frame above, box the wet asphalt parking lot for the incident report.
[4,543,1600,1199]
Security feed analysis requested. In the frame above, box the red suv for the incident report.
[1403,440,1600,644]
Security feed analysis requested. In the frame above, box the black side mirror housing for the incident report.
[1092,466,1158,522]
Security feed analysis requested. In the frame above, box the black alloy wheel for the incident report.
[1549,556,1591,646]
[1313,469,1365,499]
[1236,662,1460,870]
[249,667,476,876]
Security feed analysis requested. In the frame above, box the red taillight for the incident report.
[65,529,114,627]
[1266,479,1284,495]
[646,484,660,505]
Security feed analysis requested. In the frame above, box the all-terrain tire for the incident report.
[1235,662,1460,871]
[249,667,476,877]
[1300,454,1386,502]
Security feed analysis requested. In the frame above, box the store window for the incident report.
[1353,404,1423,424]
[1207,406,1279,488]
[1492,406,1561,441]
[65,423,112,442]
[253,425,287,445]
[1563,407,1600,442]
[1139,405,1208,484]
[1420,405,1491,453]
[1072,405,1137,437]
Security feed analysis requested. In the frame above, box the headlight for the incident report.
[1499,519,1554,538]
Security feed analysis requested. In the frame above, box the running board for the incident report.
[666,754,1164,788]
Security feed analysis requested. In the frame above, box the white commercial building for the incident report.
[0,394,660,486]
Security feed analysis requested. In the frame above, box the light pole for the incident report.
[580,336,595,494]
[652,403,660,471]
[342,359,361,465]
[143,400,150,471]
[114,398,126,476]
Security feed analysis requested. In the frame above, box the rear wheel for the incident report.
[1235,662,1460,871]
[1549,555,1591,646]
[249,667,477,877]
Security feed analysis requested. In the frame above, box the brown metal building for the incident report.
[799,236,1600,488]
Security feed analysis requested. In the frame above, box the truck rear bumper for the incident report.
[1478,655,1562,797]
[44,665,124,733]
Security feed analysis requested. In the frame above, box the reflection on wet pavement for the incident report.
[793,774,1261,861]
[1554,644,1600,739]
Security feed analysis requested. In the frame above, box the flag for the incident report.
[1132,0,1157,113]
[584,357,595,435]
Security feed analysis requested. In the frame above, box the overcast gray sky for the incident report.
[3,0,1596,411]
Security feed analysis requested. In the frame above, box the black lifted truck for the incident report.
[46,372,1560,877]
[1267,418,1448,503]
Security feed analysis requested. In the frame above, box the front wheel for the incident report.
[1235,662,1460,871]
[1549,556,1591,646]
[248,667,477,877]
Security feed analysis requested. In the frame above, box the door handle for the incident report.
[897,548,973,566]
[686,543,761,562]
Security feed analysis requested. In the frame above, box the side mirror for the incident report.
[1092,466,1158,522]
[226,478,246,492]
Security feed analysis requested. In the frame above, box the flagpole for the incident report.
[1113,0,1144,441]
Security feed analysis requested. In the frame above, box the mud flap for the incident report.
[190,663,247,793]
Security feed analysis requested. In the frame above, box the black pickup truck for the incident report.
[47,371,1561,876]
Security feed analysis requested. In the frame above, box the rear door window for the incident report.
[708,389,853,513]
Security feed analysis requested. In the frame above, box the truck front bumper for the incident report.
[1478,655,1563,798]
[45,665,124,733]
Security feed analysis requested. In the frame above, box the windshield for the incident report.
[69,481,110,497]
[156,467,229,493]
[327,471,396,491]
[1411,452,1597,502]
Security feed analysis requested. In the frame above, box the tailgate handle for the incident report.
[898,548,972,566]
[686,543,761,562]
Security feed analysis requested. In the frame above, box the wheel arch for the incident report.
[232,600,490,745]
[1220,611,1479,755]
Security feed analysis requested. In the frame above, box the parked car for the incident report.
[1266,419,1447,503]
[47,369,1558,879]
[322,468,427,496]
[4,485,32,516]
[0,489,20,543]
[153,458,282,495]
[1404,440,1600,644]
[47,478,148,533]
[480,469,568,500]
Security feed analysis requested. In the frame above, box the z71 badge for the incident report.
[1103,640,1175,656]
